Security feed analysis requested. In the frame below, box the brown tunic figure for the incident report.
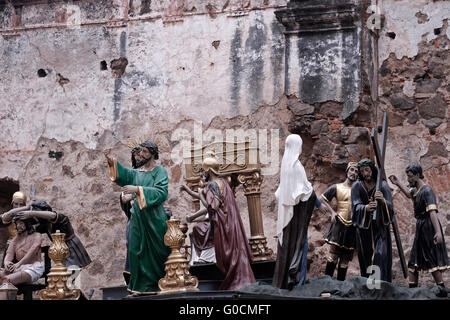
[390,162,448,294]
[190,152,255,290]
[0,217,43,286]
[321,162,358,281]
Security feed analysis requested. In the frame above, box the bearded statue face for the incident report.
[359,166,373,182]
[15,220,26,234]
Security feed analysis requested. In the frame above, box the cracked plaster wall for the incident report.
[0,0,449,298]
[0,0,288,299]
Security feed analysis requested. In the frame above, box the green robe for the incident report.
[114,161,170,293]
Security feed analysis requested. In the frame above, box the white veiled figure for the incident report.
[275,134,313,246]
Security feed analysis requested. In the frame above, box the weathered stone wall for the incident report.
[301,0,450,287]
[0,0,449,299]
[377,0,450,286]
[0,0,288,299]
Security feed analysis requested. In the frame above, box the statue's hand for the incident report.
[388,175,399,185]
[122,185,139,195]
[5,262,14,273]
[16,211,33,220]
[104,149,114,166]
[374,191,385,202]
[185,215,193,223]
[179,185,187,193]
[434,232,443,245]
[331,212,337,224]
[121,193,133,203]
[366,201,377,212]
[11,263,21,272]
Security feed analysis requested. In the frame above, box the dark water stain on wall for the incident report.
[113,31,127,121]
[284,34,291,95]
[270,19,285,102]
[297,34,327,104]
[340,29,361,120]
[230,26,243,116]
[140,0,152,15]
[245,15,267,112]
[123,70,161,89]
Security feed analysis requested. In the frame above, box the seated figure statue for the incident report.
[0,217,43,286]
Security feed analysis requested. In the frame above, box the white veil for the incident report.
[275,134,313,245]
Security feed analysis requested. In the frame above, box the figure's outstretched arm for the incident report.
[180,185,200,200]
[104,150,136,186]
[389,175,411,199]
[186,208,208,223]
[319,185,337,221]
[320,200,337,222]
[1,205,31,224]
[16,210,57,221]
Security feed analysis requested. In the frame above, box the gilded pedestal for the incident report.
[158,219,199,294]
[39,232,80,300]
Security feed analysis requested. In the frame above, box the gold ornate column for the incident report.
[238,171,273,261]
[40,232,80,300]
[158,218,199,294]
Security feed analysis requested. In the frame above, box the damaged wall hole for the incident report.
[37,69,47,77]
[100,60,108,71]
[434,28,441,35]
[110,57,128,78]
[48,151,63,160]
[387,32,396,39]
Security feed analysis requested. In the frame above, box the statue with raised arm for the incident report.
[105,140,170,295]
[389,163,448,294]
[16,200,91,269]
[187,151,255,290]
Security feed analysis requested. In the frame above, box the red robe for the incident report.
[203,178,256,290]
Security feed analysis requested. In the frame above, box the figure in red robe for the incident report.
[188,151,255,290]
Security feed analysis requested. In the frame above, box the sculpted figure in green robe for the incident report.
[105,140,170,294]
